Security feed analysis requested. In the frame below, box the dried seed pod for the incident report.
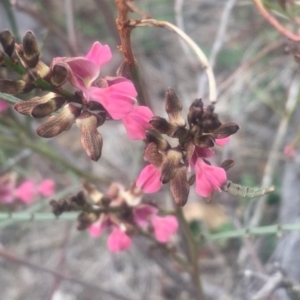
[0,29,15,56]
[36,103,81,138]
[145,131,170,151]
[76,112,103,161]
[165,88,186,127]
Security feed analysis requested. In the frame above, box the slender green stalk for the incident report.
[0,136,109,185]
[176,206,206,300]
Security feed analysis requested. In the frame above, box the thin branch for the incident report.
[12,0,77,55]
[0,248,132,300]
[252,0,300,41]
[248,71,300,228]
[64,0,78,55]
[129,19,217,104]
[115,0,149,108]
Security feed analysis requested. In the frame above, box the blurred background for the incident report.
[0,0,300,299]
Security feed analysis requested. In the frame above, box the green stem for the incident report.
[0,136,109,185]
[176,206,206,300]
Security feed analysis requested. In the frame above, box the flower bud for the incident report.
[144,142,163,167]
[188,99,203,126]
[165,88,186,127]
[0,79,25,94]
[0,30,15,56]
[14,93,57,115]
[160,149,182,184]
[22,31,40,68]
[221,159,235,171]
[212,123,240,139]
[145,131,170,151]
[36,103,81,138]
[50,63,69,87]
[150,116,177,136]
[31,97,66,118]
[193,135,214,148]
[170,166,189,207]
[76,112,103,161]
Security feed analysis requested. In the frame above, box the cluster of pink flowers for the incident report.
[0,177,55,204]
[136,138,228,198]
[87,183,178,253]
[52,42,153,140]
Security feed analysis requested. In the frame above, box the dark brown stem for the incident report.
[114,0,150,108]
[176,206,206,300]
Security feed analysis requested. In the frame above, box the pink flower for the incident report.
[0,100,9,113]
[215,137,230,146]
[52,42,112,91]
[37,179,55,197]
[284,144,296,159]
[190,146,215,170]
[194,158,227,197]
[88,78,137,120]
[122,106,153,139]
[88,223,103,238]
[107,227,132,252]
[133,204,158,229]
[151,215,178,243]
[14,180,37,203]
[136,164,162,193]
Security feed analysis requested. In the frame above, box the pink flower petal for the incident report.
[215,137,230,146]
[107,227,132,252]
[37,179,55,197]
[89,79,137,119]
[133,204,158,229]
[0,184,14,203]
[14,180,37,204]
[85,42,112,67]
[0,100,9,113]
[136,165,162,193]
[88,223,103,238]
[284,144,296,159]
[151,215,178,243]
[51,42,111,90]
[195,158,227,197]
[122,106,153,139]
[190,146,215,170]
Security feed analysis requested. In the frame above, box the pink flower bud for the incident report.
[37,179,55,197]
[14,180,37,204]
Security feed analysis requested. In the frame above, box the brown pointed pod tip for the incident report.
[0,30,15,56]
